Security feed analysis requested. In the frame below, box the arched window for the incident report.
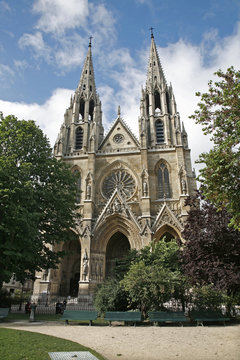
[75,127,83,149]
[155,120,164,143]
[154,90,161,111]
[74,170,81,203]
[79,99,85,119]
[158,163,171,198]
[166,91,171,114]
[89,100,94,121]
[146,94,149,116]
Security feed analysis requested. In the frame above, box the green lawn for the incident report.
[0,328,105,360]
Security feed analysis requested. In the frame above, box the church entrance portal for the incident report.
[59,239,81,297]
[106,232,130,277]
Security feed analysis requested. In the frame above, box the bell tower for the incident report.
[54,37,104,157]
[139,30,187,149]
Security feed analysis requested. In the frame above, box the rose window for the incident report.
[102,170,135,199]
[113,134,124,143]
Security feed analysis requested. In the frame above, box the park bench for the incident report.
[190,310,230,326]
[0,308,9,320]
[104,311,142,326]
[61,310,98,326]
[148,311,188,326]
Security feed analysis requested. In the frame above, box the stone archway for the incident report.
[105,231,130,277]
[59,239,81,297]
[154,224,180,242]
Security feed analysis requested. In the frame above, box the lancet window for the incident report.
[89,99,94,121]
[155,120,164,143]
[154,90,161,111]
[158,163,171,199]
[79,99,85,119]
[75,127,83,149]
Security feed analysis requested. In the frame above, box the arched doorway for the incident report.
[59,239,81,297]
[106,231,130,277]
[160,232,175,242]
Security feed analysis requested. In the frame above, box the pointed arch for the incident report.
[156,161,171,199]
[154,224,180,242]
[89,99,95,121]
[155,119,164,143]
[146,94,149,116]
[105,231,130,277]
[154,89,161,111]
[166,91,171,114]
[75,126,83,149]
[79,98,85,119]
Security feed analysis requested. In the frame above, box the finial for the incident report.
[149,27,154,39]
[89,35,93,47]
[118,105,121,117]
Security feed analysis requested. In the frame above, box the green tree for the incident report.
[121,240,189,316]
[190,67,240,230]
[93,278,129,315]
[0,114,79,287]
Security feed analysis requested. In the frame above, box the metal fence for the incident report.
[10,297,95,314]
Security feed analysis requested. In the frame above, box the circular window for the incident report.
[113,134,124,143]
[102,169,135,199]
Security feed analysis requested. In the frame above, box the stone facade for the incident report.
[33,34,196,299]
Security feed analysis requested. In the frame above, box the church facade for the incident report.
[33,34,196,300]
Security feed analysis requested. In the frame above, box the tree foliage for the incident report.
[0,114,79,286]
[181,191,240,296]
[93,278,129,315]
[190,67,240,229]
[120,240,189,315]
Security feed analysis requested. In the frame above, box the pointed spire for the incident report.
[146,33,167,91]
[149,27,154,39]
[117,105,121,117]
[77,38,97,96]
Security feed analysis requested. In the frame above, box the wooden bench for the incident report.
[148,311,188,326]
[0,308,9,320]
[104,311,142,326]
[190,310,230,326]
[61,310,98,326]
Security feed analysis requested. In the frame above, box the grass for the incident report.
[0,328,105,360]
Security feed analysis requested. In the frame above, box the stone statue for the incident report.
[82,250,89,281]
[86,183,91,200]
[143,181,148,197]
[181,177,187,194]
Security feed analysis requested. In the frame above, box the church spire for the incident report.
[146,32,167,91]
[77,36,97,97]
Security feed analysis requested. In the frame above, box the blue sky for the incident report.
[0,0,240,173]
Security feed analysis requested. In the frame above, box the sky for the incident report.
[0,0,240,174]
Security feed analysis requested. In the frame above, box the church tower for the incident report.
[33,33,196,301]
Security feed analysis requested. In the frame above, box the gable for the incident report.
[99,118,140,152]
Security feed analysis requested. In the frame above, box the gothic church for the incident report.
[33,33,196,299]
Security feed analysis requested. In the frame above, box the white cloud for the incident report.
[0,88,72,146]
[0,64,14,83]
[19,32,51,62]
[54,33,86,70]
[17,1,116,72]
[33,0,88,34]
